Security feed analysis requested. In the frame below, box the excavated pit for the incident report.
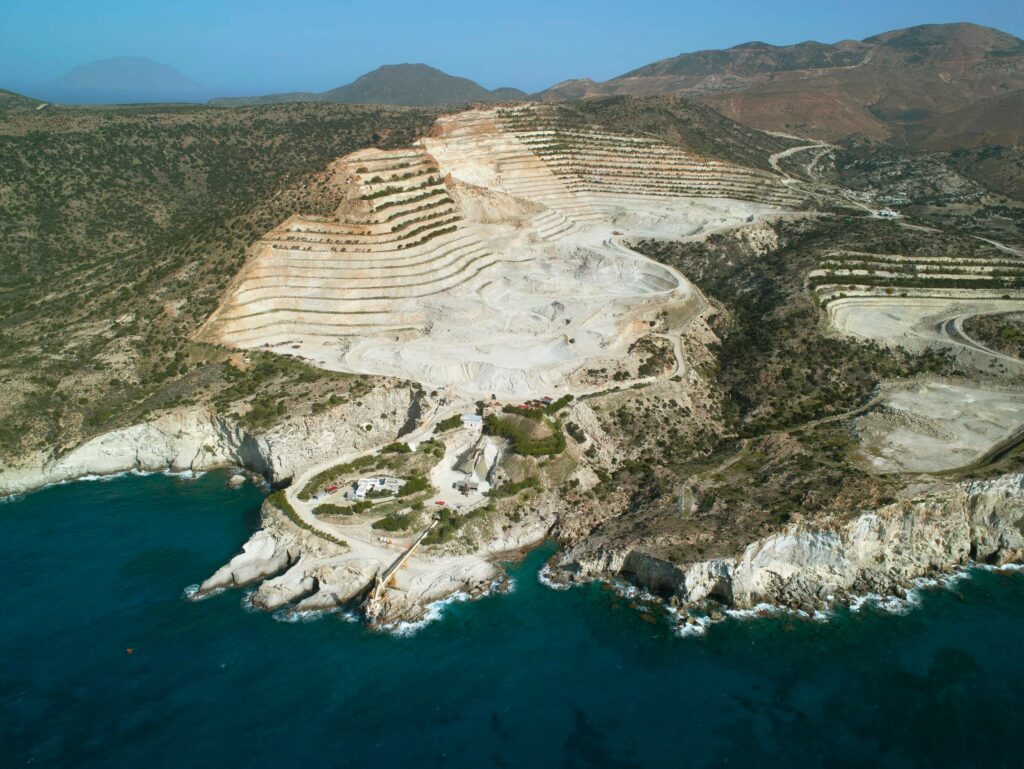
[199,105,801,397]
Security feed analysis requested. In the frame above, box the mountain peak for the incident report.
[211,63,521,107]
[864,21,1024,57]
[322,63,495,106]
[56,57,201,93]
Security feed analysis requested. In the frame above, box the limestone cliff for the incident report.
[0,384,416,496]
[554,474,1024,611]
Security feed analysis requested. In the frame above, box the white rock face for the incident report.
[562,474,1024,608]
[200,105,796,400]
[198,530,295,594]
[249,555,321,610]
[292,560,380,612]
[0,385,415,497]
[0,410,268,496]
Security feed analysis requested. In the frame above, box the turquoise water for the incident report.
[2,472,1023,768]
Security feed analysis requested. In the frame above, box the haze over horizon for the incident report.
[4,0,1024,100]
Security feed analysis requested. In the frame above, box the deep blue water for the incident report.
[2,472,1023,768]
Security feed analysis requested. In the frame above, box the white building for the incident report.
[456,438,499,495]
[878,207,900,218]
[354,476,406,500]
[461,413,483,432]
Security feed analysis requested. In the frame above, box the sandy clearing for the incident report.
[825,295,1024,365]
[853,382,1024,473]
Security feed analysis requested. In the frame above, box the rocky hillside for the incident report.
[538,23,1024,146]
[532,96,800,172]
[0,88,43,116]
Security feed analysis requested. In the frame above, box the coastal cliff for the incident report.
[553,474,1024,612]
[6,382,1023,626]
[0,385,417,497]
[193,498,504,625]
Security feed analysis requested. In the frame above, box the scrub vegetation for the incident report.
[0,101,438,460]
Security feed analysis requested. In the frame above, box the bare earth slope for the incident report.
[538,23,1024,146]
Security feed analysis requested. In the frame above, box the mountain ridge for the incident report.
[210,63,525,107]
[536,22,1024,146]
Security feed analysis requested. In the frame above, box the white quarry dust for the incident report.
[853,382,1024,473]
[202,106,789,399]
[826,295,1024,354]
[319,217,722,398]
[190,106,801,623]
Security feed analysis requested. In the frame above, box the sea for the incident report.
[2,471,1023,768]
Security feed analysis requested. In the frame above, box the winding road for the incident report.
[934,311,1024,369]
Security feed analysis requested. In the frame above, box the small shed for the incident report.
[461,413,483,431]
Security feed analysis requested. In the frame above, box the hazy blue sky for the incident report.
[3,0,1023,95]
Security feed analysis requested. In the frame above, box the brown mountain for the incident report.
[537,23,1024,146]
[909,89,1024,150]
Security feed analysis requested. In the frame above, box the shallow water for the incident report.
[2,472,1023,768]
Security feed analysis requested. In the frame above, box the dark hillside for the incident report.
[0,89,44,116]
[0,102,438,457]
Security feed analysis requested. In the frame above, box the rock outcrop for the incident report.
[0,410,268,496]
[198,529,298,595]
[194,499,351,600]
[555,474,1024,610]
[0,384,416,497]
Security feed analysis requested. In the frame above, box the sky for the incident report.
[2,0,1023,97]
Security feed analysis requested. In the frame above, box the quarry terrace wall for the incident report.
[198,105,806,395]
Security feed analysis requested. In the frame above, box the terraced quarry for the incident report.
[200,106,805,397]
[814,248,1024,369]
[6,92,1024,634]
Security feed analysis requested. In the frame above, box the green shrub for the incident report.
[424,506,489,545]
[416,438,445,457]
[267,490,347,548]
[565,421,586,442]
[434,414,463,433]
[372,511,418,531]
[484,414,566,456]
[502,404,543,419]
[545,394,574,414]
[315,502,353,516]
[398,474,430,497]
[489,476,540,498]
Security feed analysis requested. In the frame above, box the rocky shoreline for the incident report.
[0,385,417,498]
[189,496,511,627]
[5,402,1023,632]
[548,474,1024,621]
